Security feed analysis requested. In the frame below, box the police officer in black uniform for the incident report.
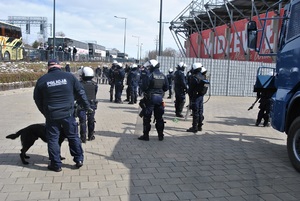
[108,61,118,102]
[34,59,93,172]
[187,62,207,133]
[77,67,98,142]
[255,90,273,127]
[166,68,174,99]
[113,63,125,103]
[127,64,140,104]
[138,59,168,141]
[138,65,149,97]
[174,62,188,117]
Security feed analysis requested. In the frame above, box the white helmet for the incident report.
[144,59,159,68]
[201,67,207,74]
[117,62,123,68]
[192,62,203,70]
[131,64,138,68]
[177,62,186,69]
[82,67,94,80]
[169,68,173,73]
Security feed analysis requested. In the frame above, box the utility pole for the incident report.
[158,0,163,56]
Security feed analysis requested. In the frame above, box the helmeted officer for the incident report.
[187,62,207,133]
[113,63,126,103]
[127,64,140,104]
[174,62,188,117]
[34,59,92,171]
[138,59,169,141]
[108,60,118,102]
[166,68,174,99]
[255,90,272,127]
[77,67,98,142]
[138,65,149,96]
[124,65,132,102]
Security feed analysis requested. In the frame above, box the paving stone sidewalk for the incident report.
[0,84,300,201]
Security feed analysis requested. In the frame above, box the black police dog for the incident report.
[6,123,66,165]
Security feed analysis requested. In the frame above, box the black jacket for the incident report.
[34,67,90,120]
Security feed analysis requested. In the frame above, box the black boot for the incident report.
[158,132,164,141]
[138,135,149,141]
[186,127,198,133]
[187,116,198,133]
[80,133,86,143]
[176,113,184,118]
[88,132,95,141]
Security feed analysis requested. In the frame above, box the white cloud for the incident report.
[0,0,191,58]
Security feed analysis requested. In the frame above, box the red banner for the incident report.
[188,10,283,63]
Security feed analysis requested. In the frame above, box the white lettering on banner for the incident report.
[217,35,225,54]
[203,38,211,55]
[47,79,67,87]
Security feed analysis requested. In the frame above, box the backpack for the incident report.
[193,74,209,96]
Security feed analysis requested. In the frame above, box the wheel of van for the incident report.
[287,116,300,172]
[3,51,10,61]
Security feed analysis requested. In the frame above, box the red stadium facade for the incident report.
[185,10,283,63]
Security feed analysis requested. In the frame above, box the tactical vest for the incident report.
[82,81,96,100]
[193,74,209,96]
[150,71,165,89]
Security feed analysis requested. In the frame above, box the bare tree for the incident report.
[146,47,180,60]
[55,31,65,37]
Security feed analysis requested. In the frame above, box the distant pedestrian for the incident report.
[72,46,77,61]
[65,62,70,72]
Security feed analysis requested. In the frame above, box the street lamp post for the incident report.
[158,0,163,56]
[53,0,56,59]
[114,16,127,58]
[132,35,140,60]
[140,43,143,62]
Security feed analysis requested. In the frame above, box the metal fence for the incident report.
[157,56,276,97]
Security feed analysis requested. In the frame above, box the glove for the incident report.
[87,108,94,114]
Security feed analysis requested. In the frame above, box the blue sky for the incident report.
[0,0,192,58]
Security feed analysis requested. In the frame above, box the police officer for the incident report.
[34,59,92,172]
[166,68,174,99]
[124,65,132,102]
[138,59,168,141]
[95,66,102,84]
[77,67,98,142]
[113,63,126,103]
[255,90,272,127]
[174,62,188,118]
[108,60,118,102]
[127,64,140,104]
[138,65,149,97]
[187,62,206,133]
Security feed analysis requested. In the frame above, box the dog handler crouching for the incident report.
[34,59,93,172]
